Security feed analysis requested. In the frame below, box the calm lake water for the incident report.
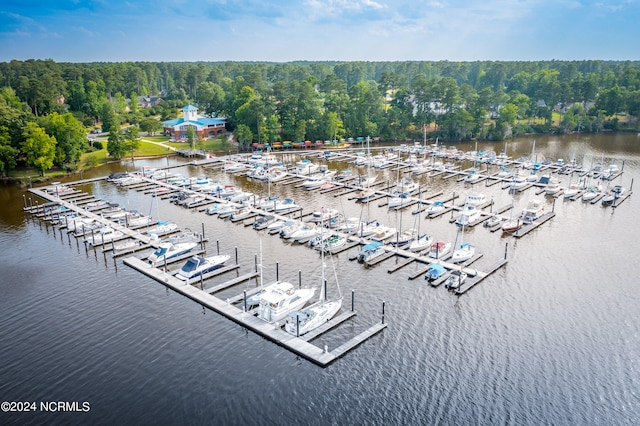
[1,133,639,425]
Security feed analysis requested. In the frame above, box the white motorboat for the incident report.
[295,159,320,175]
[371,225,397,242]
[257,283,316,323]
[357,241,386,263]
[216,204,238,219]
[148,241,198,265]
[393,176,419,195]
[266,166,289,182]
[520,199,545,223]
[273,197,298,213]
[544,177,561,195]
[311,208,341,224]
[426,201,446,215]
[510,175,528,191]
[279,220,303,239]
[144,220,179,236]
[355,188,377,203]
[205,203,223,215]
[464,169,481,183]
[289,224,320,243]
[582,184,602,201]
[222,160,247,173]
[175,254,230,282]
[319,234,347,252]
[428,241,452,259]
[230,207,253,221]
[451,242,475,263]
[425,264,447,281]
[354,220,381,237]
[602,185,625,206]
[456,204,481,226]
[483,215,502,228]
[445,270,467,290]
[87,226,124,245]
[465,192,486,206]
[387,193,412,209]
[339,217,362,234]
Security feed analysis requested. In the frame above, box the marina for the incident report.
[3,132,639,424]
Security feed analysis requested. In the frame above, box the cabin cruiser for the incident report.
[175,254,230,282]
[87,226,124,245]
[455,204,481,226]
[520,199,544,223]
[148,241,198,266]
[426,201,446,215]
[357,241,386,263]
[602,185,625,206]
[257,283,316,323]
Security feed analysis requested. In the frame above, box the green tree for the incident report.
[124,126,140,158]
[38,112,87,167]
[106,125,127,159]
[139,117,162,135]
[234,124,253,151]
[22,122,56,175]
[0,126,18,176]
[186,126,197,151]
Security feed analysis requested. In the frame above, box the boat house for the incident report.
[162,105,227,140]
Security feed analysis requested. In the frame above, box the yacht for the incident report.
[465,192,486,206]
[257,283,316,323]
[87,226,124,245]
[455,204,481,226]
[295,159,320,175]
[289,224,320,244]
[175,254,230,282]
[520,199,545,223]
[148,241,198,266]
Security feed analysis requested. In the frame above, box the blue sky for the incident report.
[1,0,639,62]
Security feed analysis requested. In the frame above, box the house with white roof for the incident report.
[162,105,227,140]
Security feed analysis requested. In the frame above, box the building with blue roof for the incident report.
[162,105,227,140]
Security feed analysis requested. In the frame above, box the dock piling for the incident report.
[504,242,508,260]
[296,313,300,338]
[235,247,238,265]
[201,222,205,241]
[276,262,279,281]
[254,254,258,272]
[299,270,302,288]
[243,290,247,313]
[382,300,386,324]
[216,240,220,255]
[351,290,355,311]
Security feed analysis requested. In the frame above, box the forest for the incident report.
[1,59,640,176]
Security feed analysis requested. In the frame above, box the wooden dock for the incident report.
[513,212,556,238]
[122,256,385,367]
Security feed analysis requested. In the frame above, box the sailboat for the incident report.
[407,192,433,252]
[284,227,342,336]
[450,223,475,263]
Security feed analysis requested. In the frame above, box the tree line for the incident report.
[1,59,640,176]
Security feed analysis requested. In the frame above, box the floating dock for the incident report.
[122,256,386,367]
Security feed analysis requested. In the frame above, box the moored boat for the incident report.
[175,254,230,282]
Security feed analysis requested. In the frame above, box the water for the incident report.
[1,133,639,425]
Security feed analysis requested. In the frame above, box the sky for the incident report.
[1,0,639,63]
